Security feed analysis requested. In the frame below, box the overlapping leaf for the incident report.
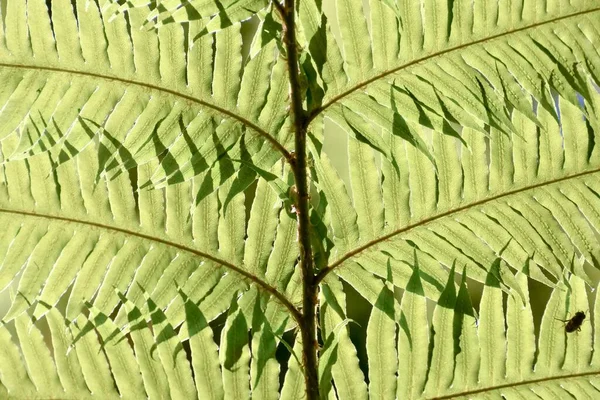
[0,0,600,399]
[0,143,300,337]
[0,0,291,192]
[309,0,600,298]
[319,261,600,399]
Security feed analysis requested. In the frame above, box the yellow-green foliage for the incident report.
[0,0,599,398]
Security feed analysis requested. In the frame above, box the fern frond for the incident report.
[0,140,299,332]
[315,77,600,298]
[305,0,600,177]
[1,267,598,399]
[321,261,600,400]
[0,0,291,191]
[417,267,600,399]
[0,273,302,399]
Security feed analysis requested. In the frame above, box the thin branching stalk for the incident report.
[279,0,320,398]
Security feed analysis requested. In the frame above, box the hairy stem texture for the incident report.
[281,0,320,398]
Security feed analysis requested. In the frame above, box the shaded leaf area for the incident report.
[0,286,301,399]
[313,68,600,300]
[304,0,600,302]
[303,0,600,115]
[113,0,274,35]
[0,134,301,334]
[317,258,600,399]
[0,0,291,191]
[1,260,598,399]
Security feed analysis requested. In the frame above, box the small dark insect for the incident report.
[556,311,587,333]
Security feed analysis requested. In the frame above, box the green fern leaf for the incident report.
[2,1,600,399]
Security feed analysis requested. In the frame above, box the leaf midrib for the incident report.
[428,368,600,400]
[318,166,600,281]
[0,62,291,159]
[0,206,301,323]
[308,6,600,123]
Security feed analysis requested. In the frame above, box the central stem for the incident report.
[279,0,320,398]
